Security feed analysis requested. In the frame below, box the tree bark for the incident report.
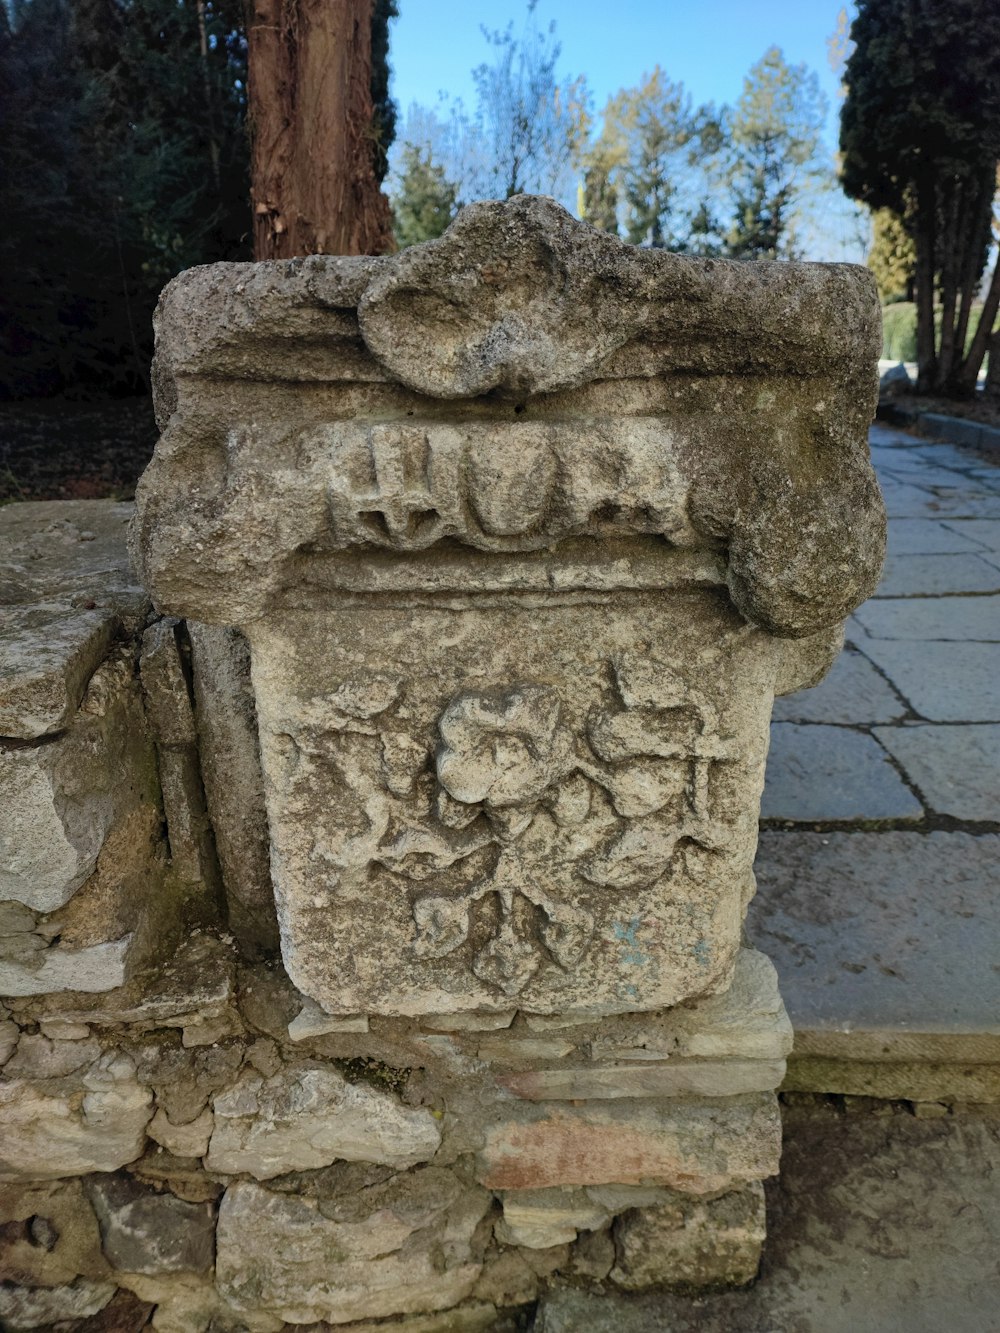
[245,0,393,259]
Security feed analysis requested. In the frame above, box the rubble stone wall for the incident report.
[1,198,883,1331]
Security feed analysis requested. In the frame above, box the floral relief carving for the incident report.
[275,655,736,1000]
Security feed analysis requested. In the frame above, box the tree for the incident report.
[392,143,458,247]
[469,1,589,201]
[245,0,397,259]
[724,47,829,260]
[582,69,723,250]
[840,0,1000,394]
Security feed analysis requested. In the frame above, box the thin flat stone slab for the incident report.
[874,552,1000,597]
[885,518,986,556]
[771,647,907,725]
[872,724,1000,821]
[855,639,1000,721]
[748,832,1000,1065]
[761,724,922,822]
[853,594,1000,641]
[0,605,118,738]
[941,518,1000,552]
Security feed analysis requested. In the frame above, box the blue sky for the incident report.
[387,1,867,261]
[390,1,851,146]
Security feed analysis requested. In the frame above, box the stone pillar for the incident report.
[129,196,883,1317]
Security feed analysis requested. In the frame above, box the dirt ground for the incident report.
[0,397,157,504]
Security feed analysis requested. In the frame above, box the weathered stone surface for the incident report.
[334,1306,500,1333]
[205,1064,441,1177]
[0,1179,110,1286]
[0,1278,117,1327]
[132,196,882,1028]
[610,1181,765,1289]
[0,1052,153,1179]
[215,1171,490,1324]
[287,999,369,1040]
[250,614,775,1018]
[496,1188,610,1249]
[0,654,156,916]
[477,1094,781,1192]
[872,723,1000,821]
[88,1176,215,1274]
[1,604,118,739]
[761,723,922,821]
[147,1106,214,1158]
[749,832,1000,1069]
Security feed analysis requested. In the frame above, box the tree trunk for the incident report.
[935,187,960,390]
[245,0,393,259]
[913,181,938,393]
[985,329,1000,399]
[954,253,1000,395]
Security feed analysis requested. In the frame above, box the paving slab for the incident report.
[873,724,1000,822]
[853,594,1000,641]
[771,647,908,725]
[873,552,1000,597]
[885,518,986,556]
[941,517,1000,552]
[761,725,922,822]
[747,831,1000,1065]
[534,1104,1000,1333]
[854,639,1000,721]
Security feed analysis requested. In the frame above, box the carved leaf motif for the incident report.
[539,900,594,971]
[581,823,678,890]
[473,915,541,996]
[411,894,470,959]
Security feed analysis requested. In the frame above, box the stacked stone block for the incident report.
[1,198,883,1330]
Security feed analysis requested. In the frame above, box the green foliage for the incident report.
[392,144,458,248]
[1,0,250,398]
[881,303,918,361]
[868,208,916,304]
[724,46,828,260]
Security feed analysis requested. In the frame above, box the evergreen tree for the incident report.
[725,47,828,261]
[392,144,458,248]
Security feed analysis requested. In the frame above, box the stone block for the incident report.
[0,1179,110,1286]
[0,655,156,916]
[215,1170,490,1325]
[501,1058,786,1102]
[205,1063,441,1178]
[0,1278,117,1328]
[0,500,147,739]
[133,196,883,1025]
[88,1176,215,1274]
[610,1181,765,1289]
[476,1094,781,1192]
[0,1051,153,1180]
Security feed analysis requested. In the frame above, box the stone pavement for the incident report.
[750,422,1000,1101]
